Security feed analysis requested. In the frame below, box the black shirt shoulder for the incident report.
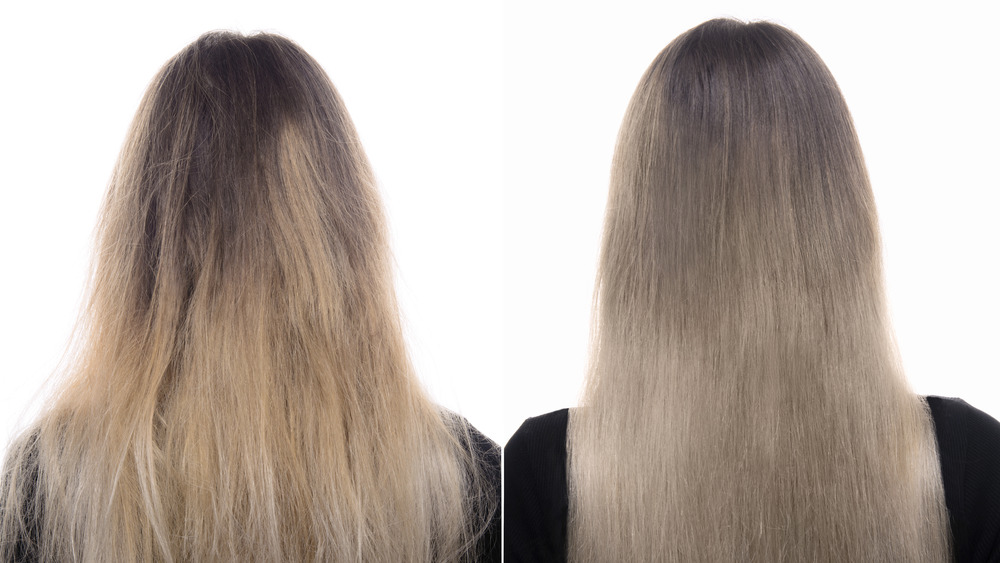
[926,396,1000,562]
[504,409,570,563]
[442,413,501,563]
[466,420,501,563]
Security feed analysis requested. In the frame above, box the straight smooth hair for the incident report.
[567,19,952,562]
[0,32,494,562]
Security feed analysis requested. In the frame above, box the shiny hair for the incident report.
[567,19,951,561]
[0,31,493,562]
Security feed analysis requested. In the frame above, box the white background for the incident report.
[1,1,997,453]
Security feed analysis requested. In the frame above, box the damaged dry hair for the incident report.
[567,19,952,562]
[0,32,493,562]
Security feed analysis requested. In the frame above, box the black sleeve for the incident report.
[927,396,1000,563]
[503,409,570,563]
[1,431,41,563]
[467,423,501,563]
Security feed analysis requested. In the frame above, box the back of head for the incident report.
[0,32,491,562]
[568,19,951,561]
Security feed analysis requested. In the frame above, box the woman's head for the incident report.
[1,32,490,562]
[599,18,882,357]
[570,19,951,562]
[98,32,391,372]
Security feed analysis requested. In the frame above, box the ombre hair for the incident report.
[567,19,951,561]
[0,32,494,562]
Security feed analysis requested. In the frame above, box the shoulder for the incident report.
[504,409,570,563]
[440,410,500,468]
[440,413,501,562]
[926,395,1000,473]
[925,396,1000,562]
[462,417,501,475]
[505,408,569,462]
[927,396,1000,435]
[1,428,43,562]
[504,409,570,498]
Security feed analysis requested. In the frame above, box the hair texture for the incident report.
[0,32,494,562]
[567,19,952,562]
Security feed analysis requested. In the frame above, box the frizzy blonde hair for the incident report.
[567,19,951,562]
[0,31,494,562]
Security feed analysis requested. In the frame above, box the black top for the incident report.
[504,396,1000,562]
[466,421,502,562]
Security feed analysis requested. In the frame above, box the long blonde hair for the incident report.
[0,31,493,562]
[567,19,951,562]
